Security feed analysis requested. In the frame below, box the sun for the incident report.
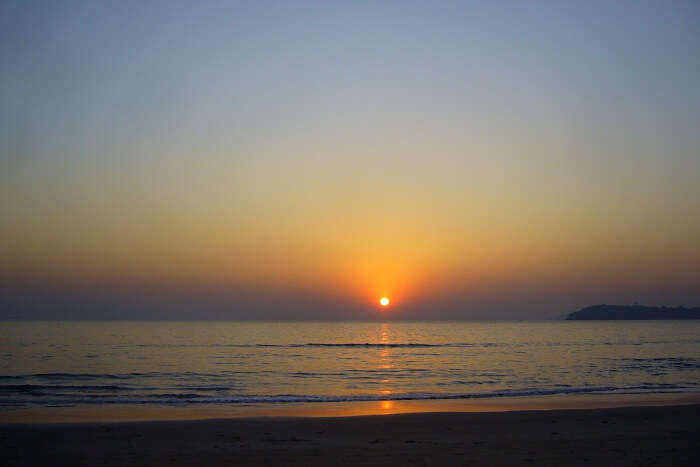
[379,297,390,307]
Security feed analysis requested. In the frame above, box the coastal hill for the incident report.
[567,304,700,320]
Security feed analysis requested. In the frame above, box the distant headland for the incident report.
[567,304,700,320]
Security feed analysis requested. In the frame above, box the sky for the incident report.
[1,0,699,320]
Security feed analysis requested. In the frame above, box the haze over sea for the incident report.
[2,321,698,412]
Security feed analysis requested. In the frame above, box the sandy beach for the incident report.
[2,404,699,466]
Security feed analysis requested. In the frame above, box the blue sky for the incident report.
[1,1,699,319]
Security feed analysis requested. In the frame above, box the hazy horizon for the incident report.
[2,1,699,320]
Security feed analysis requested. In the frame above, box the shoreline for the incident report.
[3,403,699,466]
[2,392,699,423]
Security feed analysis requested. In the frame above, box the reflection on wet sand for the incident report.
[4,394,700,423]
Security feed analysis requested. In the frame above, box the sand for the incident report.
[2,404,699,466]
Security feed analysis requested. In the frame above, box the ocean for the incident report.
[1,321,699,409]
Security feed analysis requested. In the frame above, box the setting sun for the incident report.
[379,297,390,307]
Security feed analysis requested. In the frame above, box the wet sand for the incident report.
[2,404,699,466]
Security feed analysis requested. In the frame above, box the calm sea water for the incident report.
[1,321,699,407]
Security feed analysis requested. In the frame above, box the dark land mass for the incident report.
[567,304,700,320]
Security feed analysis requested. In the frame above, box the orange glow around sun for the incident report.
[379,297,390,307]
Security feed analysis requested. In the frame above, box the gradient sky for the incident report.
[1,0,699,320]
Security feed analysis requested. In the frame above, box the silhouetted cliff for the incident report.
[567,305,700,320]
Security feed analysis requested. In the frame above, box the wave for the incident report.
[117,340,700,349]
[1,384,696,406]
[0,373,131,380]
[0,384,129,392]
[0,371,230,381]
[304,343,441,348]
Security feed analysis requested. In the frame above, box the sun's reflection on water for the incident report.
[378,323,395,411]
